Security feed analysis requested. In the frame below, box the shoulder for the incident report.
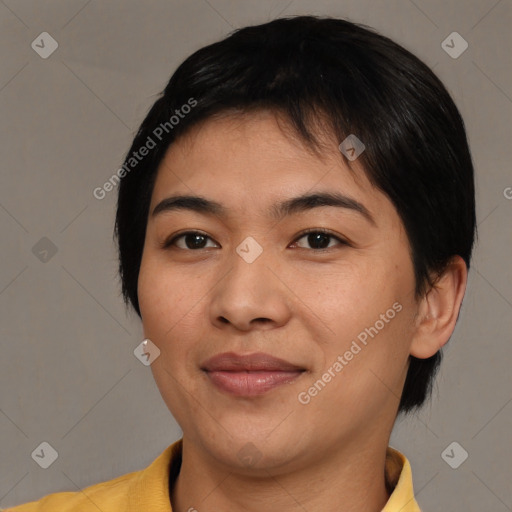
[3,440,182,512]
[3,469,138,511]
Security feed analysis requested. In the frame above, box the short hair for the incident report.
[114,15,476,415]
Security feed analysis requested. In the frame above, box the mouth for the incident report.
[201,352,307,397]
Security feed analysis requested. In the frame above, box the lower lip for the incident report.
[204,370,304,396]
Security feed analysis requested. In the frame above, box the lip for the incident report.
[201,352,304,372]
[201,352,306,396]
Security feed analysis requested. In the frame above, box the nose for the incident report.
[208,245,292,332]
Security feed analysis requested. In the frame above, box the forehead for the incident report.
[149,110,398,229]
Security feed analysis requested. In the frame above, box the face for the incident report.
[138,110,420,473]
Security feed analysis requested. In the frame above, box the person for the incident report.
[6,14,476,512]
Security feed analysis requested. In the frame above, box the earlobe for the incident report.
[410,256,468,359]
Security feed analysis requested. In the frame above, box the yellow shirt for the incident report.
[3,440,421,511]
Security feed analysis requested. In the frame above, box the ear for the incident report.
[410,256,468,359]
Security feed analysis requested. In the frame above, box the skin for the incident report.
[137,110,467,512]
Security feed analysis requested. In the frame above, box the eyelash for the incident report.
[162,228,350,251]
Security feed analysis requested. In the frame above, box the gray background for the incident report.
[0,0,511,510]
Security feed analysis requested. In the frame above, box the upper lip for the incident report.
[201,352,305,372]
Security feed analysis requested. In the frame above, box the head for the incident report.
[114,15,475,466]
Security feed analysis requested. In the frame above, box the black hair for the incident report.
[114,15,476,414]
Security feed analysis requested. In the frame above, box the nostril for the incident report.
[254,318,271,324]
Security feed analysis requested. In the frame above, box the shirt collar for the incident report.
[128,439,421,511]
[382,446,422,511]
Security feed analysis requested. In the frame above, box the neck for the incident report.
[170,437,391,512]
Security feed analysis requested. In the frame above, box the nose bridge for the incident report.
[209,238,290,329]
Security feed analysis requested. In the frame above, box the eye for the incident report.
[163,231,219,250]
[291,229,349,250]
[163,229,350,251]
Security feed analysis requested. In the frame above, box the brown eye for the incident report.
[164,231,219,250]
[292,229,349,250]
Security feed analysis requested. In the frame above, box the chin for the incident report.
[203,429,306,473]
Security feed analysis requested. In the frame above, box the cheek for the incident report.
[138,257,203,408]
[138,259,165,330]
[304,307,412,424]
[137,253,211,351]
[293,260,402,336]
[138,253,183,339]
[303,259,415,388]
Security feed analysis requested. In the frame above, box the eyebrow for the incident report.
[151,191,376,225]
